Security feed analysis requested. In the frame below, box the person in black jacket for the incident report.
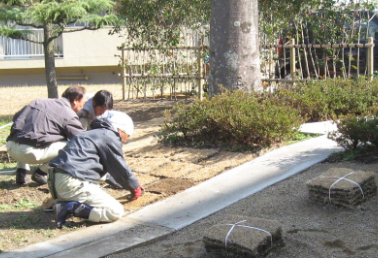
[49,111,143,229]
[6,85,86,185]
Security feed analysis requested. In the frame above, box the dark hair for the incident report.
[62,85,86,103]
[93,90,113,109]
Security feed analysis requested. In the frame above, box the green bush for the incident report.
[162,78,378,151]
[161,90,304,150]
[328,112,378,150]
[276,78,378,121]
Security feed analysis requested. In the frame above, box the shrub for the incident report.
[276,78,378,122]
[161,90,304,150]
[162,78,378,151]
[328,112,378,150]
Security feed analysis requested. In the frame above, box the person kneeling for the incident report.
[48,112,143,229]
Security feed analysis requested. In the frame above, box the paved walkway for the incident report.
[0,121,343,258]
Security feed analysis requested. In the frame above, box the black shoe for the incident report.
[16,168,30,185]
[31,168,47,185]
[54,201,93,229]
[54,201,72,229]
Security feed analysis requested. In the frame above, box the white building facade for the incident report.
[0,28,126,86]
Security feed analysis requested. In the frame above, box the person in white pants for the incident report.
[6,85,86,185]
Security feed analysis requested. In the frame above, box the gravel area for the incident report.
[110,161,378,258]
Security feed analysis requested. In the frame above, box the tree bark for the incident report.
[209,0,261,96]
[43,23,58,98]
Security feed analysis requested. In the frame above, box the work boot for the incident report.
[54,201,93,229]
[127,185,144,200]
[16,168,30,185]
[31,168,47,185]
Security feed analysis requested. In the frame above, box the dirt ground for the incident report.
[0,98,260,252]
[111,160,378,258]
[1,98,378,256]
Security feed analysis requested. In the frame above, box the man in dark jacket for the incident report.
[49,111,143,229]
[6,85,86,185]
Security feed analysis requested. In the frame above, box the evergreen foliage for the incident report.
[0,0,118,41]
[161,78,378,151]
[0,0,120,98]
[329,112,378,151]
[161,90,304,150]
[275,78,378,121]
[117,0,210,47]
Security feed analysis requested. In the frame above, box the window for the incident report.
[0,29,63,59]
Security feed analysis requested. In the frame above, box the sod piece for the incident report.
[306,168,377,208]
[203,215,284,257]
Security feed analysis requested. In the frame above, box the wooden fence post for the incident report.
[121,47,126,100]
[290,39,296,86]
[368,37,374,81]
[197,44,203,100]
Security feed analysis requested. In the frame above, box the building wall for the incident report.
[0,67,123,86]
[0,28,126,86]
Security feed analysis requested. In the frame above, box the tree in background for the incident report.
[0,0,119,98]
[119,0,378,92]
[116,0,210,47]
[209,0,261,95]
[115,0,210,98]
[118,0,263,96]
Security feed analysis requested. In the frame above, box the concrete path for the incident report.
[0,121,343,258]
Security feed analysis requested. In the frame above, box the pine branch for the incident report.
[20,37,42,44]
[16,22,44,29]
[63,26,100,33]
[0,26,42,43]
[0,0,32,8]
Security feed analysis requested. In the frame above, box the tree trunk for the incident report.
[209,0,261,96]
[43,24,58,98]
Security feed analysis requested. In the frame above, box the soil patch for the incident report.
[114,99,185,123]
[0,98,258,252]
[147,178,197,196]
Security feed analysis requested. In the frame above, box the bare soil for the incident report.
[0,98,259,252]
[2,98,377,257]
[111,159,378,258]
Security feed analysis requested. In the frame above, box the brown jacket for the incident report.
[7,98,84,147]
